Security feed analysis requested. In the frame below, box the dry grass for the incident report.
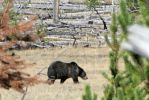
[0,47,110,100]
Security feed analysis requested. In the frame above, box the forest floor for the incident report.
[0,47,113,100]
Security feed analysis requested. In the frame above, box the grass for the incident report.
[0,47,110,100]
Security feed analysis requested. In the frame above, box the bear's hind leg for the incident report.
[48,79,55,84]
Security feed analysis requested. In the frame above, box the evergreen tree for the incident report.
[83,85,97,100]
[83,0,149,100]
[102,0,149,99]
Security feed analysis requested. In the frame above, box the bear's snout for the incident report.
[82,75,88,80]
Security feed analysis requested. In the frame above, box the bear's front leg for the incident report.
[72,77,79,84]
[60,77,67,84]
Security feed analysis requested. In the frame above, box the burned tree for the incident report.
[0,0,46,92]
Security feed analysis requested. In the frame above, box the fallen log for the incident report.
[14,3,87,10]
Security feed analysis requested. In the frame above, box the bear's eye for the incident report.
[81,72,86,77]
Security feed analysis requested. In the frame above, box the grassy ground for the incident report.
[0,47,110,100]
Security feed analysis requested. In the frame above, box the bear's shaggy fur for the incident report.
[47,61,88,84]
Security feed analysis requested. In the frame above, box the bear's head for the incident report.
[70,62,88,80]
[78,67,88,80]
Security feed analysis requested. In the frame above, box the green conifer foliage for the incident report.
[82,85,97,100]
[83,0,149,99]
[102,0,149,99]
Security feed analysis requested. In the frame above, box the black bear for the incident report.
[47,61,88,84]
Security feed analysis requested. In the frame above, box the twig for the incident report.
[36,67,48,75]
[38,73,47,76]
[21,86,28,100]
[72,35,77,46]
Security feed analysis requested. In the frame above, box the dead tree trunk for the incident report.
[53,0,60,23]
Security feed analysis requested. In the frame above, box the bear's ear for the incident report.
[70,62,77,66]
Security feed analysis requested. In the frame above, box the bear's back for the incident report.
[50,61,66,68]
[49,61,70,78]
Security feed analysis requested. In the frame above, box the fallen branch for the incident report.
[36,67,48,75]
[21,86,28,100]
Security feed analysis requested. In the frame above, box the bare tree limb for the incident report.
[93,7,107,30]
